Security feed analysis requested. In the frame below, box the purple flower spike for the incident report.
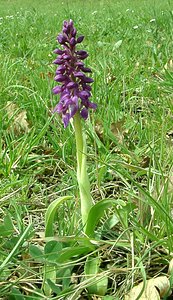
[52,19,97,127]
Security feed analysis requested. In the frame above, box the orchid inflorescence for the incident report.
[52,19,97,127]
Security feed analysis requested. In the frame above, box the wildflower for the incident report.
[91,11,97,15]
[133,25,139,29]
[150,18,156,23]
[6,15,14,19]
[53,19,97,127]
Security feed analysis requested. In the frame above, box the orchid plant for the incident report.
[43,20,115,297]
[52,19,96,229]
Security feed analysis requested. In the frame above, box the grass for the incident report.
[0,0,173,299]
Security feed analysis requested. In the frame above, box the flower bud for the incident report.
[53,48,65,55]
[54,74,67,82]
[70,37,76,46]
[57,33,68,44]
[80,66,92,73]
[74,71,85,79]
[52,86,62,94]
[76,50,88,59]
[80,108,88,119]
[77,36,84,43]
[83,76,94,83]
[66,82,78,89]
[56,66,66,74]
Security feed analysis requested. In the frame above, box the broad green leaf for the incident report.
[47,279,61,294]
[62,268,72,289]
[24,288,45,300]
[0,214,14,236]
[9,287,25,300]
[102,214,119,231]
[85,256,100,276]
[55,286,74,297]
[94,276,108,296]
[43,242,92,296]
[4,236,19,250]
[44,240,62,261]
[85,256,108,296]
[29,244,44,262]
[56,245,91,263]
[0,225,13,237]
[43,264,56,296]
[56,265,74,284]
[45,196,73,237]
[85,199,114,237]
[4,214,14,231]
[43,242,62,296]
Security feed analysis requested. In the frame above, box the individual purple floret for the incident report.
[52,19,97,127]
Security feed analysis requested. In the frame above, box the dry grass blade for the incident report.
[5,101,30,134]
[168,258,173,275]
[125,276,170,300]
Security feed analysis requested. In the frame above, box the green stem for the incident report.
[73,112,83,174]
[73,112,93,230]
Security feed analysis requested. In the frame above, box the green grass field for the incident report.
[1,0,173,299]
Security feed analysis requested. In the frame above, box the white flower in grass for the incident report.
[133,25,139,29]
[150,18,156,22]
[6,15,14,19]
[126,9,134,13]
